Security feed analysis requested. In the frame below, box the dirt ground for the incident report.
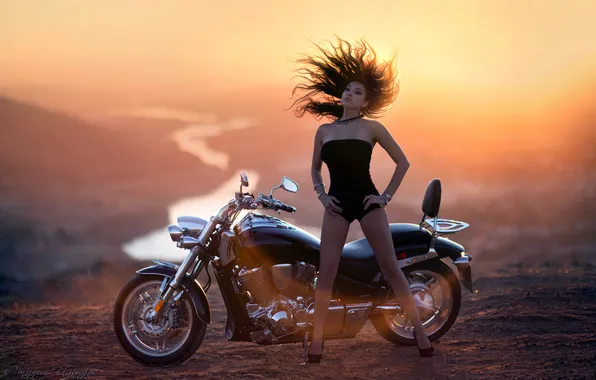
[1,263,595,380]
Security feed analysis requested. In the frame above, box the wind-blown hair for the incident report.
[291,36,400,120]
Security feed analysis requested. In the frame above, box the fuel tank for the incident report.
[233,213,320,269]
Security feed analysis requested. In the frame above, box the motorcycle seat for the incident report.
[341,223,432,261]
[341,238,375,260]
[337,224,432,282]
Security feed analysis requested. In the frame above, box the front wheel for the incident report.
[371,259,461,345]
[113,274,207,366]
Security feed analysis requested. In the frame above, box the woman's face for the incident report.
[341,81,368,109]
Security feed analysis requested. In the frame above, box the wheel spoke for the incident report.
[138,291,152,305]
[404,318,412,329]
[383,268,456,341]
[121,279,196,358]
[425,277,439,290]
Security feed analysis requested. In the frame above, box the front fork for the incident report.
[148,219,218,323]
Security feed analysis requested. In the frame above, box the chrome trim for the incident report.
[152,260,179,271]
[172,290,184,303]
[270,310,293,335]
[168,224,183,242]
[374,297,434,315]
[307,304,345,335]
[177,236,200,249]
[159,277,169,296]
[424,218,470,234]
[269,184,281,198]
[374,305,402,315]
[121,280,194,358]
[347,308,368,320]
[454,253,473,293]
[177,216,208,232]
[397,248,438,268]
[270,264,293,291]
[344,302,372,335]
[345,301,373,309]
[295,262,317,288]
[383,268,454,339]
[240,171,249,187]
[454,254,472,265]
[151,244,202,320]
[281,176,299,193]
[152,192,228,322]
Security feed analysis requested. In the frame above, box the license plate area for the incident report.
[457,264,473,293]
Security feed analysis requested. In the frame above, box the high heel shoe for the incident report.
[414,328,434,357]
[307,340,325,363]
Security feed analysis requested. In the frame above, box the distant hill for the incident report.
[0,96,206,190]
[0,96,229,282]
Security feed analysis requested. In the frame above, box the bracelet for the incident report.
[317,191,326,199]
[381,192,392,202]
[380,194,390,204]
[313,183,325,191]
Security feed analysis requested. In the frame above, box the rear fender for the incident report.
[433,238,474,293]
[136,260,211,324]
[434,237,465,261]
[406,238,474,294]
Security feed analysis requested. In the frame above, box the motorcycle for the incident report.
[113,172,472,366]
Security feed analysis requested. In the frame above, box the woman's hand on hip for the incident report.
[363,194,387,210]
[319,194,343,215]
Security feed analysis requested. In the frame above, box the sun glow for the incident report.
[0,0,594,127]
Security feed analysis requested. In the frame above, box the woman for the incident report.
[291,37,433,362]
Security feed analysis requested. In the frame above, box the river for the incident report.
[122,111,320,261]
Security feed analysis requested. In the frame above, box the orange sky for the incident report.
[1,0,595,122]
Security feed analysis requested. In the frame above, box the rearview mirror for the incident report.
[281,177,298,193]
[240,172,249,187]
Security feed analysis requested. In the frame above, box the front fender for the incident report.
[136,261,211,324]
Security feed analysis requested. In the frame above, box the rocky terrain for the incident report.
[1,95,595,379]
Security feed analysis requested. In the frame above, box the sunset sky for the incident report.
[1,0,595,124]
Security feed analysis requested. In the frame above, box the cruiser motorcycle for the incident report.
[113,172,472,366]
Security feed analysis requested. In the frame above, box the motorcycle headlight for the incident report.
[168,224,183,242]
[177,216,208,238]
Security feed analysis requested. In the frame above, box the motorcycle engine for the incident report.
[237,262,317,339]
[237,261,317,306]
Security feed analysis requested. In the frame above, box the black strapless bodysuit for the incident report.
[320,139,381,223]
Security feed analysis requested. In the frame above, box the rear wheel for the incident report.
[113,274,207,366]
[371,259,461,345]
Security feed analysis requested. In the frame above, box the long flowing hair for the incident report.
[290,36,400,120]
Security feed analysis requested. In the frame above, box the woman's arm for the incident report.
[311,124,327,195]
[372,121,411,199]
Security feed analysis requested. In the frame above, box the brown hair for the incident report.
[290,36,400,120]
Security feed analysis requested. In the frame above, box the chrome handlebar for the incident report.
[151,186,296,322]
[233,192,296,215]
[179,192,296,249]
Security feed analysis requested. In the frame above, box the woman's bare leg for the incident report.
[359,207,432,349]
[309,209,351,355]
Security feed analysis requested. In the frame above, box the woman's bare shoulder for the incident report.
[365,118,384,129]
[315,122,333,139]
[365,119,390,137]
[317,122,334,131]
